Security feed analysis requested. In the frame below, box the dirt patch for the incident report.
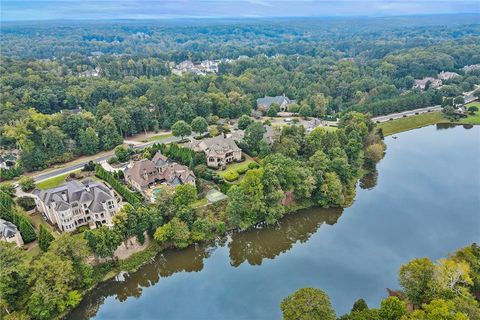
[114,234,151,260]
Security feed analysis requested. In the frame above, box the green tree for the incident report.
[97,115,122,151]
[378,297,407,320]
[0,242,29,313]
[191,116,208,135]
[154,217,191,248]
[404,299,468,320]
[467,106,478,114]
[27,252,77,320]
[319,172,344,207]
[299,104,312,118]
[48,233,93,288]
[243,122,266,154]
[398,258,436,307]
[174,184,197,208]
[114,145,130,163]
[18,176,35,192]
[280,288,336,320]
[351,298,368,312]
[237,114,253,130]
[84,226,121,261]
[364,143,385,168]
[38,224,54,252]
[78,127,99,155]
[267,103,280,117]
[171,120,192,140]
[227,168,266,230]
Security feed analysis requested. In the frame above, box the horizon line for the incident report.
[2,12,480,23]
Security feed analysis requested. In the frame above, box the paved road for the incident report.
[372,106,442,123]
[32,135,187,183]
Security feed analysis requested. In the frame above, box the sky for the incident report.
[1,0,479,21]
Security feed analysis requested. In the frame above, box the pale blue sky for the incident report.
[1,0,479,21]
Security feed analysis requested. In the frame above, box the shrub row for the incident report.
[95,165,142,206]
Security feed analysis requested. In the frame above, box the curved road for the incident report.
[32,135,187,183]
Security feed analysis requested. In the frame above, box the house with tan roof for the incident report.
[125,152,195,196]
[32,179,119,232]
[187,135,242,168]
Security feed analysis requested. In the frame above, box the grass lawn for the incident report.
[459,102,480,125]
[218,158,256,178]
[377,111,447,136]
[143,133,173,142]
[36,170,80,189]
[191,198,209,208]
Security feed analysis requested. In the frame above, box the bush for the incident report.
[236,167,248,175]
[18,175,36,192]
[16,196,36,211]
[223,170,239,182]
[83,161,96,172]
[0,166,23,181]
[95,165,141,205]
[77,225,89,233]
[248,162,260,169]
[107,156,119,165]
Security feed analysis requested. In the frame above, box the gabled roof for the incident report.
[125,159,158,187]
[33,179,115,214]
[0,218,19,238]
[256,95,296,109]
[152,152,169,167]
[188,135,241,158]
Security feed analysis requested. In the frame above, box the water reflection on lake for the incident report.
[69,125,480,320]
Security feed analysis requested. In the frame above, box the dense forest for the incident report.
[1,15,479,172]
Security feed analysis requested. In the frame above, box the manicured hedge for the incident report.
[224,171,239,182]
[95,165,142,206]
[0,190,37,243]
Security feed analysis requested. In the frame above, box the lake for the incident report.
[70,124,480,319]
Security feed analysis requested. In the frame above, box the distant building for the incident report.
[32,179,119,232]
[412,77,442,90]
[187,135,242,169]
[0,153,17,170]
[256,94,296,113]
[172,60,219,76]
[125,152,195,193]
[463,64,480,73]
[60,107,83,115]
[79,66,100,78]
[438,71,460,80]
[0,219,24,247]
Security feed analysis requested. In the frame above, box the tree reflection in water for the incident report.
[360,167,379,190]
[228,207,343,267]
[69,207,343,319]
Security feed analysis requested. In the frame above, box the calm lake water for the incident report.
[70,124,480,320]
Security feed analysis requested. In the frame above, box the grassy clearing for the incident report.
[377,111,446,136]
[192,198,209,208]
[36,170,80,189]
[459,102,480,125]
[143,133,173,142]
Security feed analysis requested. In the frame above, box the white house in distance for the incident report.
[32,179,119,232]
[256,94,296,113]
[187,135,242,169]
[438,71,460,80]
[412,77,442,90]
[0,219,24,247]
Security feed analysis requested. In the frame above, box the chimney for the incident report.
[85,184,90,192]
